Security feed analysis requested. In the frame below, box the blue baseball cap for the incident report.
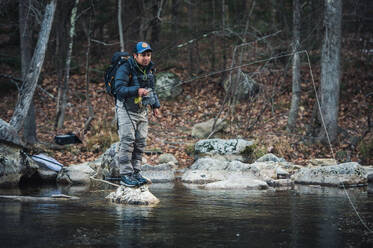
[136,42,152,54]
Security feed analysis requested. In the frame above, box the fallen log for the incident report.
[0,194,79,202]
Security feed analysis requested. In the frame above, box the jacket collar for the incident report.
[129,56,154,72]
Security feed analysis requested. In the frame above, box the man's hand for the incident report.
[138,88,149,96]
[153,108,161,118]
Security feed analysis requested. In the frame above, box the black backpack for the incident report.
[104,51,130,97]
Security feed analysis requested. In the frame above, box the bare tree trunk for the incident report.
[19,0,37,144]
[84,2,94,133]
[118,0,125,52]
[9,0,56,132]
[56,0,80,129]
[287,0,301,132]
[220,0,227,84]
[187,1,194,74]
[151,0,163,45]
[318,0,342,143]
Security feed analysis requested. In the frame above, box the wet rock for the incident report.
[0,143,38,186]
[292,162,367,187]
[106,185,159,205]
[57,164,96,185]
[276,167,290,179]
[191,118,228,138]
[203,177,268,190]
[368,174,373,183]
[181,169,227,184]
[38,168,58,182]
[181,158,296,190]
[267,179,293,188]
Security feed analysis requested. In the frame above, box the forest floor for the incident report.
[0,52,372,168]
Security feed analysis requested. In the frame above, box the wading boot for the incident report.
[133,171,148,186]
[120,174,140,187]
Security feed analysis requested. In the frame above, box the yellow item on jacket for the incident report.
[134,96,142,105]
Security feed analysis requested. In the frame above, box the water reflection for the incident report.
[0,183,372,247]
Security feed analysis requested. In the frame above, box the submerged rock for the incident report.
[292,162,367,187]
[106,185,159,205]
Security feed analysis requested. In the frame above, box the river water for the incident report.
[0,183,372,248]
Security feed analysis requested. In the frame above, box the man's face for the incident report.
[134,51,152,67]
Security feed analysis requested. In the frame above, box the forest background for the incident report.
[0,0,372,168]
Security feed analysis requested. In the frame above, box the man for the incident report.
[114,41,161,187]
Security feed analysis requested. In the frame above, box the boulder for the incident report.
[155,72,182,100]
[223,70,259,101]
[0,143,38,186]
[194,138,255,162]
[203,177,268,190]
[106,185,159,205]
[191,118,227,138]
[368,173,373,184]
[100,143,119,178]
[181,156,298,190]
[292,162,367,187]
[158,153,178,165]
[256,153,285,163]
[141,163,176,183]
[56,163,96,185]
[182,169,227,184]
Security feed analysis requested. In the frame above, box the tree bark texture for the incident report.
[318,0,342,143]
[56,0,79,129]
[19,0,37,144]
[9,0,56,132]
[287,0,301,131]
[118,0,125,52]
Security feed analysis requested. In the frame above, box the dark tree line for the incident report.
[0,0,371,149]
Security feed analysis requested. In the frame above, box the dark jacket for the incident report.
[114,56,160,112]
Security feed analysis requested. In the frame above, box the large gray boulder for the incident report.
[158,153,178,165]
[181,157,295,190]
[106,185,159,205]
[155,72,182,100]
[56,163,96,185]
[292,162,367,187]
[194,138,255,162]
[223,71,259,101]
[191,118,227,138]
[0,143,38,186]
[100,143,119,178]
[141,163,176,183]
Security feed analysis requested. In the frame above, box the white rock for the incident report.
[106,185,159,205]
[203,177,268,190]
